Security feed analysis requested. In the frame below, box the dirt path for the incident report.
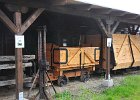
[0,70,139,100]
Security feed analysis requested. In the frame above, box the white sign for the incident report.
[19,92,24,100]
[15,35,25,48]
[107,38,112,47]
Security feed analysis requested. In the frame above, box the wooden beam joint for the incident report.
[97,18,119,36]
[0,8,45,34]
[98,19,120,80]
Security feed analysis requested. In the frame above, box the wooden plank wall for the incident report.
[81,34,101,47]
[0,22,38,56]
[0,23,15,55]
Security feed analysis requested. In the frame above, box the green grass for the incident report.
[54,75,140,100]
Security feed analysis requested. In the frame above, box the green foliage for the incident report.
[55,91,72,100]
[55,75,140,100]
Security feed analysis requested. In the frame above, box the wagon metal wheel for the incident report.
[63,75,69,83]
[57,76,68,87]
[80,71,90,82]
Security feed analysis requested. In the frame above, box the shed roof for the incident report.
[0,0,140,25]
[76,0,140,15]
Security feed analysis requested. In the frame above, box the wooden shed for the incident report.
[0,0,140,99]
[46,43,100,82]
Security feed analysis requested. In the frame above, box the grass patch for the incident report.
[55,75,140,100]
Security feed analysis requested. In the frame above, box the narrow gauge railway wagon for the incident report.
[112,34,140,70]
[80,34,140,71]
[46,43,100,86]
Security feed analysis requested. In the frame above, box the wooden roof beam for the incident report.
[0,8,44,34]
[110,11,129,16]
[0,0,82,7]
[90,8,114,14]
[121,14,140,19]
[0,0,48,8]
[48,6,140,25]
[50,0,84,5]
[5,4,28,13]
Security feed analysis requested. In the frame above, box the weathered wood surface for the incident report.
[130,35,140,67]
[0,55,35,62]
[113,34,133,70]
[112,34,140,70]
[46,43,100,70]
[102,35,107,69]
[0,62,32,70]
[0,77,32,87]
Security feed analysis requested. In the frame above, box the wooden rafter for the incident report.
[91,8,114,14]
[111,22,120,34]
[48,6,140,25]
[0,0,81,8]
[0,8,45,34]
[96,18,108,36]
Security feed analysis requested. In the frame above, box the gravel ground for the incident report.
[0,70,139,100]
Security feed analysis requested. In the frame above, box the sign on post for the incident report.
[19,92,24,100]
[15,35,25,48]
[107,38,112,47]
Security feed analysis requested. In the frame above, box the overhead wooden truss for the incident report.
[1,0,140,25]
[0,8,45,34]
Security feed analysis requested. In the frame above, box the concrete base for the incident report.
[24,98,28,100]
[102,79,114,87]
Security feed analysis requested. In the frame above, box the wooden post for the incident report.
[105,20,119,80]
[106,23,111,80]
[0,7,44,99]
[43,26,47,62]
[97,18,119,81]
[14,12,23,100]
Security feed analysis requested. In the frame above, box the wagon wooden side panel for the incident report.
[83,47,100,65]
[59,47,81,69]
[112,34,133,70]
[50,47,100,70]
[130,35,140,67]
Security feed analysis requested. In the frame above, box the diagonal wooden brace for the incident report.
[0,9,17,33]
[111,21,120,34]
[21,8,45,34]
[97,18,108,36]
[0,8,45,35]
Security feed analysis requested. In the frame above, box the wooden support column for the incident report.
[14,12,23,100]
[105,20,112,80]
[97,18,120,80]
[0,7,45,99]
